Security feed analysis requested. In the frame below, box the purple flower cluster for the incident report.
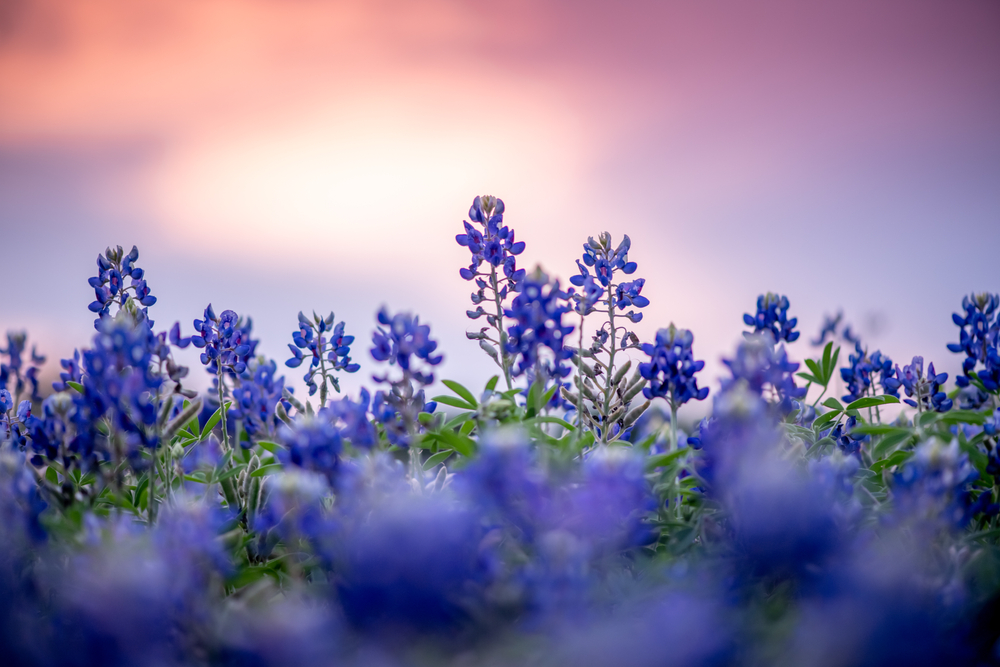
[190,305,256,376]
[639,324,709,407]
[87,245,156,328]
[285,311,359,401]
[948,292,1000,393]
[504,268,575,384]
[744,292,800,343]
[456,195,526,283]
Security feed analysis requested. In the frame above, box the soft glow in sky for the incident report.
[2,0,998,418]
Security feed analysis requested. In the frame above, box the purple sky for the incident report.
[1,0,998,418]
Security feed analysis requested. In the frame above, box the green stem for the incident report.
[670,401,678,454]
[217,366,231,452]
[318,333,329,408]
[489,266,513,391]
[576,313,586,437]
[602,283,617,444]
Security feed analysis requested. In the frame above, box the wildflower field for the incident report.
[3,195,1000,666]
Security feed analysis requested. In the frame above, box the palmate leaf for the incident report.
[845,395,899,411]
[431,395,477,411]
[441,380,478,408]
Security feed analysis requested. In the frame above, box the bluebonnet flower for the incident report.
[230,358,287,440]
[0,449,48,544]
[86,245,157,328]
[839,343,901,402]
[892,439,994,529]
[327,388,378,449]
[458,196,525,389]
[335,495,490,634]
[811,311,861,347]
[0,331,45,403]
[190,305,255,376]
[285,311,360,404]
[456,195,525,283]
[722,335,807,415]
[369,308,441,450]
[639,324,709,408]
[371,308,443,383]
[278,414,343,484]
[827,415,870,456]
[948,292,1000,392]
[895,356,952,413]
[505,268,575,386]
[52,500,230,667]
[743,292,800,343]
[52,349,83,392]
[570,232,646,326]
[569,274,603,317]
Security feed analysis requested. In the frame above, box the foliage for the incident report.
[1,196,1000,665]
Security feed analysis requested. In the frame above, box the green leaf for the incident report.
[646,448,689,470]
[203,402,232,434]
[918,411,941,427]
[872,430,914,459]
[822,398,844,412]
[845,395,900,411]
[797,372,820,385]
[442,380,478,408]
[827,346,840,379]
[66,381,84,394]
[216,465,245,483]
[163,398,203,441]
[430,395,477,411]
[938,410,990,426]
[257,440,283,454]
[821,342,834,379]
[812,410,840,431]
[423,450,454,470]
[444,412,473,430]
[460,419,475,436]
[434,429,476,457]
[485,375,499,393]
[851,424,908,436]
[526,416,576,431]
[804,358,824,383]
[526,380,542,414]
[870,450,913,474]
[540,385,558,408]
[250,463,283,478]
[45,466,59,484]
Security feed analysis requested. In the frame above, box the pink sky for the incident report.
[1,0,998,415]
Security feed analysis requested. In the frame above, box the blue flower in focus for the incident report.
[456,196,526,283]
[947,292,1000,392]
[569,232,646,326]
[286,311,360,402]
[86,245,156,328]
[840,343,900,402]
[894,357,952,413]
[743,293,800,344]
[190,305,255,376]
[639,324,709,407]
